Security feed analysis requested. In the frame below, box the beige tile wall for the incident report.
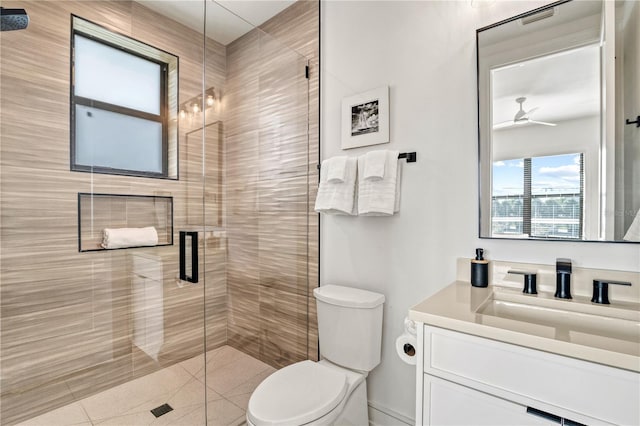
[224,0,319,368]
[0,1,226,424]
[0,0,318,424]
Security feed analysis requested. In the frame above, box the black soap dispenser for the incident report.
[471,248,489,288]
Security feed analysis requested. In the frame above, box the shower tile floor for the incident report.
[17,346,276,426]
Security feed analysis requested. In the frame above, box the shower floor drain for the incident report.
[150,403,173,418]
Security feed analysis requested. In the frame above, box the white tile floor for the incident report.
[17,346,276,426]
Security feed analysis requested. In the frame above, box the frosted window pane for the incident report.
[74,35,161,115]
[75,105,163,173]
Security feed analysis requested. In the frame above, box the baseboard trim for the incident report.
[368,401,413,426]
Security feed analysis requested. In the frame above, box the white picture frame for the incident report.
[341,86,389,150]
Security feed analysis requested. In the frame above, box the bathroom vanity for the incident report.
[414,0,640,422]
[409,260,640,426]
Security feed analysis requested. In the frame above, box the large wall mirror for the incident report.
[477,0,639,243]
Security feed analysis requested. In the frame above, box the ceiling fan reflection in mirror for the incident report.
[493,97,557,129]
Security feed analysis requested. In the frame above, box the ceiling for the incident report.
[140,0,600,126]
[137,0,296,45]
[492,44,601,128]
[485,0,602,129]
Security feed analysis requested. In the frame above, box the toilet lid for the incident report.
[247,360,348,426]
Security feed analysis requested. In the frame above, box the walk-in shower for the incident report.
[0,1,319,424]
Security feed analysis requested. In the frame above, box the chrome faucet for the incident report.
[555,258,572,299]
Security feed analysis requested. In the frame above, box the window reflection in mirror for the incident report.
[492,153,584,239]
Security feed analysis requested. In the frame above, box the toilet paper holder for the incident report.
[396,316,418,365]
[403,343,415,357]
[404,317,417,335]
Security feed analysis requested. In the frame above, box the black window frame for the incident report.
[70,22,170,179]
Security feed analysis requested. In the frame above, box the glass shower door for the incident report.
[0,1,210,424]
[207,0,313,373]
[0,0,316,424]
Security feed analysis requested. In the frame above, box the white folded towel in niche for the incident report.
[357,150,401,216]
[326,156,348,183]
[623,209,640,242]
[314,156,358,215]
[363,150,387,181]
[102,226,159,249]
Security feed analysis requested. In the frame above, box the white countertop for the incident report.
[410,280,640,373]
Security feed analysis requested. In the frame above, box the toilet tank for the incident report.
[313,285,385,372]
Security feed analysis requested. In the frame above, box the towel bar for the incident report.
[317,152,416,170]
[397,152,417,162]
[625,116,640,127]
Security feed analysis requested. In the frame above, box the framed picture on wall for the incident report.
[341,86,389,149]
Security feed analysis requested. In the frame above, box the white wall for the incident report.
[320,0,640,422]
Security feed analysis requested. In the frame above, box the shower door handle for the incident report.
[179,231,199,283]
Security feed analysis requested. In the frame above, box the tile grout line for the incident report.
[228,412,248,426]
[205,362,273,397]
[156,403,203,426]
[63,380,94,426]
[162,368,210,411]
[220,365,273,399]
[182,346,238,382]
[84,347,231,424]
[78,366,194,425]
[222,395,247,413]
[18,346,272,426]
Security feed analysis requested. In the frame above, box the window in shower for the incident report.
[70,16,179,179]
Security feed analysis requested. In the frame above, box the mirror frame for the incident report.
[476,0,639,244]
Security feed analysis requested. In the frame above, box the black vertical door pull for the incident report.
[179,231,199,283]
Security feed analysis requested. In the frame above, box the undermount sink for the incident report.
[476,288,640,354]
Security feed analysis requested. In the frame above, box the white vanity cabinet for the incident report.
[415,325,640,426]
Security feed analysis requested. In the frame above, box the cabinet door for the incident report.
[423,326,638,425]
[423,375,554,426]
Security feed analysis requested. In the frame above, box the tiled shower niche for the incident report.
[78,193,173,252]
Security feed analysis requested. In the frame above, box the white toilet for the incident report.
[246,285,385,426]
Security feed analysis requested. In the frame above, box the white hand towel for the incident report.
[361,162,401,215]
[357,150,401,216]
[102,226,159,249]
[326,156,348,183]
[315,156,358,215]
[363,150,387,181]
[623,209,640,242]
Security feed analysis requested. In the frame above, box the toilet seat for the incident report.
[247,360,348,426]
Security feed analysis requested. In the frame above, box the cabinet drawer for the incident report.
[423,326,639,425]
[423,374,555,426]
